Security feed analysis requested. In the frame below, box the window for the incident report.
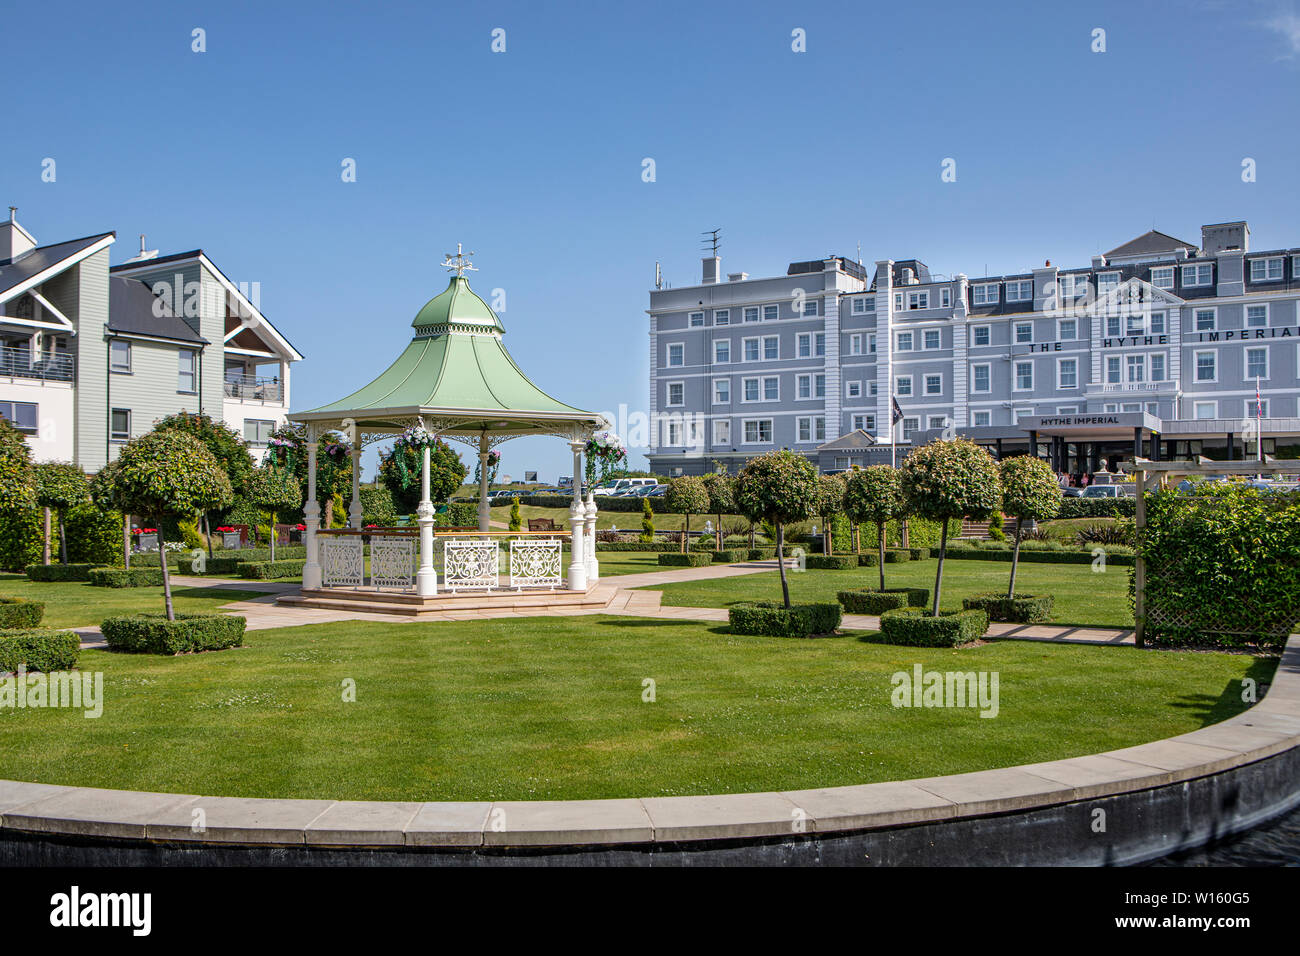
[763,336,779,360]
[896,331,914,351]
[1106,315,1122,338]
[814,333,825,357]
[1014,408,1035,422]
[972,284,999,306]
[1150,266,1174,290]
[896,375,913,396]
[1014,322,1033,343]
[1193,401,1217,420]
[178,349,197,392]
[1195,309,1216,331]
[110,340,131,372]
[1195,351,1216,382]
[1097,272,1120,295]
[667,382,684,406]
[743,338,760,361]
[1058,357,1078,388]
[869,382,878,396]
[971,363,991,393]
[1246,305,1268,328]
[666,421,683,445]
[1126,354,1145,383]
[796,417,826,442]
[796,374,811,399]
[1121,403,1141,413]
[923,329,941,350]
[714,309,730,326]
[1058,318,1076,341]
[1246,347,1268,380]
[667,343,684,366]
[714,340,730,363]
[815,417,826,441]
[0,400,37,432]
[1150,311,1166,334]
[940,288,951,308]
[1005,280,1033,302]
[924,374,942,395]
[973,410,991,427]
[928,415,947,430]
[1059,274,1089,299]
[845,380,862,398]
[848,333,863,356]
[1181,263,1213,287]
[763,376,779,401]
[1250,398,1269,418]
[243,419,275,446]
[908,291,929,310]
[1057,406,1079,414]
[110,408,131,442]
[1126,314,1146,336]
[713,420,730,444]
[902,418,920,441]
[814,374,826,398]
[743,419,772,443]
[762,304,779,321]
[802,299,818,317]
[851,297,868,315]
[743,306,760,323]
[1014,361,1033,390]
[743,378,760,402]
[1106,356,1121,384]
[893,293,903,311]
[689,311,705,327]
[797,333,811,358]
[972,325,991,346]
[713,378,730,403]
[1150,353,1166,382]
[868,334,877,353]
[852,414,876,432]
[1249,257,1283,282]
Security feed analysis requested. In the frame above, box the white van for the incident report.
[595,477,660,496]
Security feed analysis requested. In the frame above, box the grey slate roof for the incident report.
[816,429,877,452]
[107,276,207,344]
[0,233,114,295]
[1104,230,1198,259]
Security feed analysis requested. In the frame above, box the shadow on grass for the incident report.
[593,618,714,628]
[1176,657,1282,728]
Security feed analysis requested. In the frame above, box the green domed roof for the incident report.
[411,275,503,332]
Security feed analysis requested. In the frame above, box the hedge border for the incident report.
[837,587,930,615]
[870,607,989,647]
[0,597,44,630]
[802,554,857,571]
[24,564,103,583]
[100,613,247,655]
[728,601,843,638]
[657,552,712,568]
[961,592,1054,623]
[237,559,306,580]
[0,629,80,672]
[88,567,164,589]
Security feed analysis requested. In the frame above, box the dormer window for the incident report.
[1249,257,1283,282]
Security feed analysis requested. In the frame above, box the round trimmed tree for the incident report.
[105,430,234,620]
[901,438,1002,616]
[34,461,90,565]
[0,417,34,511]
[734,450,819,608]
[999,455,1062,597]
[245,466,302,562]
[155,412,255,555]
[665,475,710,553]
[702,471,735,550]
[814,473,847,557]
[843,465,907,592]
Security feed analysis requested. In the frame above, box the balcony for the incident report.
[224,375,283,403]
[0,345,75,383]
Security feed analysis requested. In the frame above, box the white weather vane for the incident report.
[442,243,477,276]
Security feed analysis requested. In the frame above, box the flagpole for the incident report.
[1257,375,1263,469]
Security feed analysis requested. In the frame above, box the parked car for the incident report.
[1062,487,1083,497]
[1081,485,1128,499]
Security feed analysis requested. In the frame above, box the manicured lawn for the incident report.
[0,616,1270,801]
[594,552,672,577]
[0,573,270,629]
[643,557,1135,628]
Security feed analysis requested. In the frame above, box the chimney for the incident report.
[727,272,748,282]
[122,233,159,264]
[0,207,37,263]
[702,256,720,284]
[1201,221,1249,256]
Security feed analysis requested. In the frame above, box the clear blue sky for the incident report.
[5,0,1299,482]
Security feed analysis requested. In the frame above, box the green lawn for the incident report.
[0,616,1271,801]
[0,574,270,629]
[643,557,1135,628]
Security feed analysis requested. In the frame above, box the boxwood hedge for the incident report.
[944,547,1135,567]
[100,613,246,655]
[873,606,989,647]
[837,587,930,615]
[0,629,80,672]
[0,597,44,629]
[729,601,842,638]
[710,549,745,563]
[88,567,165,588]
[961,592,1054,623]
[25,563,102,582]
[657,552,712,568]
[237,559,306,580]
[802,554,858,570]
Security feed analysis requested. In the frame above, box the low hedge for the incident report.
[944,548,1135,567]
[857,549,913,567]
[872,607,989,647]
[961,592,1054,623]
[89,567,165,588]
[25,563,104,582]
[838,587,930,615]
[802,554,857,570]
[100,613,246,655]
[238,559,306,580]
[657,552,712,568]
[711,550,745,564]
[594,541,681,552]
[0,597,44,629]
[909,547,931,561]
[0,629,80,672]
[747,548,777,561]
[729,601,842,638]
[1057,497,1137,519]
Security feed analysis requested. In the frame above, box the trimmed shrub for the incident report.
[945,547,1135,567]
[594,541,679,552]
[238,559,306,580]
[747,548,777,560]
[435,502,479,528]
[885,549,912,563]
[0,507,43,572]
[100,613,246,655]
[729,601,842,638]
[803,554,857,570]
[25,563,101,582]
[873,607,989,647]
[962,592,1054,623]
[177,555,245,576]
[711,550,744,564]
[1056,496,1136,519]
[0,597,44,629]
[360,485,400,528]
[0,629,80,672]
[89,567,165,588]
[657,552,712,568]
[908,547,930,561]
[837,587,929,615]
[64,503,124,565]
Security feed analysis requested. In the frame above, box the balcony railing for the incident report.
[0,345,75,383]
[224,375,283,402]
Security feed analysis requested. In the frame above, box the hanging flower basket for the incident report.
[400,423,436,449]
[585,431,627,486]
[320,439,350,464]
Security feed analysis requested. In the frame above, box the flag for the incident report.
[891,396,904,425]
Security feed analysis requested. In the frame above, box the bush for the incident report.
[1056,497,1136,519]
[0,629,79,672]
[594,540,679,552]
[100,613,246,655]
[803,554,857,570]
[238,559,306,580]
[0,507,42,572]
[944,547,1135,567]
[435,502,478,528]
[711,550,744,563]
[64,503,124,565]
[0,597,44,629]
[729,601,842,638]
[89,567,165,588]
[177,555,245,576]
[25,563,101,582]
[837,587,930,615]
[908,547,930,561]
[657,552,712,567]
[171,545,305,571]
[1076,521,1135,547]
[1019,539,1064,551]
[360,485,400,528]
[747,548,776,560]
[961,592,1054,623]
[872,607,989,647]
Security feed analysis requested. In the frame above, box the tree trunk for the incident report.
[42,507,51,565]
[123,513,131,570]
[749,521,756,549]
[58,512,68,564]
[902,518,910,549]
[158,519,175,621]
[324,496,334,530]
[1008,516,1022,599]
[776,522,791,609]
[680,514,689,553]
[931,519,949,617]
[716,512,723,551]
[877,520,886,592]
[203,512,214,559]
[852,523,860,555]
[269,510,277,563]
[823,518,832,557]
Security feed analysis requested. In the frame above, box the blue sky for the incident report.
[5,0,1299,481]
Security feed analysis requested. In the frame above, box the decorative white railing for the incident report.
[370,535,416,590]
[321,535,364,588]
[443,538,500,592]
[509,538,563,590]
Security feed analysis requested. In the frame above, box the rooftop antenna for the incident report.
[441,242,477,276]
[857,240,862,266]
[654,260,664,290]
[701,228,720,256]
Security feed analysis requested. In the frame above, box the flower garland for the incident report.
[584,431,627,486]
[473,448,502,487]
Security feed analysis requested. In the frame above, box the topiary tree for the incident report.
[665,475,710,553]
[508,495,522,532]
[734,450,819,608]
[999,455,1062,597]
[640,497,655,543]
[843,465,907,592]
[0,417,34,512]
[155,412,256,556]
[34,462,90,565]
[901,438,1002,616]
[245,466,302,562]
[814,473,847,556]
[102,430,234,620]
[702,472,735,550]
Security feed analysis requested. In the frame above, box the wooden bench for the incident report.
[528,518,556,532]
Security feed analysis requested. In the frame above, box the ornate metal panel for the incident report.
[321,535,364,588]
[443,538,499,592]
[370,535,416,590]
[509,538,563,590]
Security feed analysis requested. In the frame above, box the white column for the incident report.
[567,440,588,590]
[477,432,491,533]
[584,491,599,582]
[416,441,438,596]
[348,441,363,529]
[302,434,322,589]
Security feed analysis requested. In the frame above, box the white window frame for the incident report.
[1096,272,1121,294]
[848,333,863,356]
[923,328,941,350]
[742,418,773,444]
[762,335,779,360]
[762,304,780,322]
[1150,266,1174,290]
[1149,353,1166,382]
[714,308,730,326]
[712,419,730,445]
[814,332,826,357]
[742,377,761,403]
[895,375,913,397]
[1249,257,1284,282]
[1106,356,1122,384]
[688,311,705,327]
[762,376,780,401]
[796,417,813,443]
[742,337,760,362]
[924,373,943,396]
[796,332,812,358]
[178,349,197,393]
[1245,304,1269,328]
[868,333,877,353]
[972,410,991,427]
[1005,280,1033,302]
[1194,350,1217,383]
[907,291,930,310]
[109,339,132,373]
[1057,318,1076,341]
[712,378,730,404]
[893,292,903,311]
[802,298,819,317]
[1056,356,1078,389]
[1150,311,1166,335]
[1014,322,1033,344]
[902,417,920,441]
[971,362,991,393]
[1013,360,1034,391]
[796,373,812,400]
[972,325,991,347]
[851,296,868,315]
[896,331,914,351]
[666,341,685,367]
[1245,346,1269,381]
[845,380,862,398]
[743,306,760,323]
[713,339,731,364]
[940,288,951,308]
[110,407,131,442]
[814,374,826,399]
[1193,401,1218,420]
[1126,354,1146,384]
[1195,308,1217,332]
[1181,263,1213,287]
[666,380,685,407]
[972,283,999,306]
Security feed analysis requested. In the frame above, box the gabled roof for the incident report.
[107,277,206,344]
[0,232,115,300]
[1104,230,1198,259]
[816,429,877,452]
